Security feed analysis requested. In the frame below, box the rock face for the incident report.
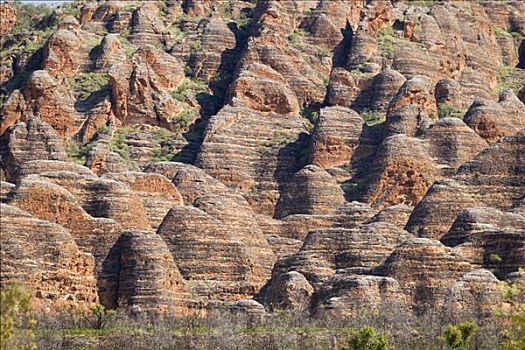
[0,204,98,309]
[1,0,524,324]
[117,231,191,316]
[406,131,525,240]
[0,3,16,37]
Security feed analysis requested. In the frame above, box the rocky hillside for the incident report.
[0,0,524,326]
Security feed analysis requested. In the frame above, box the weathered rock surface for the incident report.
[117,231,192,315]
[0,203,98,309]
[1,0,524,322]
[406,130,525,239]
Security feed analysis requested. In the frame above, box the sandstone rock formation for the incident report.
[0,0,524,325]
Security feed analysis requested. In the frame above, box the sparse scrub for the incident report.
[376,26,422,57]
[288,28,308,49]
[65,140,96,165]
[1,284,36,350]
[10,2,53,34]
[109,128,131,161]
[494,65,520,93]
[67,72,110,101]
[170,78,207,103]
[359,108,385,125]
[497,278,525,350]
[494,27,512,38]
[344,326,393,350]
[437,103,465,119]
[150,128,176,162]
[172,109,196,128]
[440,322,478,350]
[341,180,367,198]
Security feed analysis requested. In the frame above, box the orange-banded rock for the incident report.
[157,197,275,302]
[0,3,16,37]
[276,165,345,218]
[262,271,314,312]
[265,222,413,291]
[128,2,166,47]
[191,17,237,83]
[227,63,300,115]
[108,45,185,128]
[0,118,67,181]
[21,71,82,137]
[464,90,525,143]
[311,274,408,318]
[0,203,98,309]
[5,177,124,307]
[363,134,437,209]
[443,269,504,321]
[441,208,525,278]
[195,105,308,216]
[117,230,192,316]
[0,181,15,201]
[376,238,472,314]
[157,163,276,302]
[102,172,183,230]
[42,28,85,78]
[406,130,525,239]
[309,106,364,169]
[27,171,150,231]
[366,203,413,228]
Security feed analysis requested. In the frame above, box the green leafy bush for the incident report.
[288,28,308,49]
[90,304,116,330]
[498,279,525,350]
[170,78,207,103]
[494,65,520,93]
[10,1,53,34]
[172,109,196,128]
[437,103,465,119]
[359,109,385,125]
[109,128,131,161]
[67,72,110,101]
[440,322,478,350]
[65,140,96,165]
[344,326,392,350]
[0,284,36,350]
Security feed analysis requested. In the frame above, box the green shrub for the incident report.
[219,0,235,21]
[494,27,512,38]
[90,304,116,330]
[109,128,131,161]
[498,280,525,350]
[170,78,207,103]
[440,322,478,350]
[0,284,36,350]
[494,65,520,93]
[376,26,420,57]
[344,326,392,350]
[359,109,385,125]
[65,140,96,165]
[341,180,366,198]
[150,128,176,162]
[67,72,110,101]
[288,28,308,49]
[172,109,195,128]
[437,103,465,119]
[10,1,53,34]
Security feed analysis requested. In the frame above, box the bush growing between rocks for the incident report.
[440,322,478,350]
[437,103,464,119]
[67,72,110,101]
